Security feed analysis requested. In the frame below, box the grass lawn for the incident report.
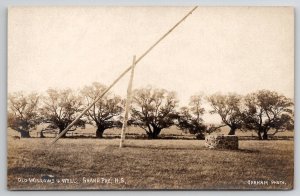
[7,138,294,190]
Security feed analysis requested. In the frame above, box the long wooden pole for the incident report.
[51,6,198,145]
[119,55,136,148]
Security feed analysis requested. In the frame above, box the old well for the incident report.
[205,135,239,150]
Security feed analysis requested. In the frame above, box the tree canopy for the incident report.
[242,90,294,140]
[130,87,178,139]
[7,83,294,140]
[8,92,40,138]
[40,88,85,137]
[177,95,207,139]
[81,82,123,138]
[207,93,243,135]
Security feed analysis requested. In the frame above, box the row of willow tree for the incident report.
[8,82,294,140]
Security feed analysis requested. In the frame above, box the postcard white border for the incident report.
[0,0,299,196]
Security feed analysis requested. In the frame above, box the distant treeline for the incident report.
[8,82,294,140]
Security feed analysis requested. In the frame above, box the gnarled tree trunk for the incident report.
[195,132,205,140]
[19,129,30,138]
[96,126,106,138]
[58,127,67,138]
[147,127,162,139]
[257,131,263,140]
[262,130,268,140]
[40,130,45,138]
[228,127,236,135]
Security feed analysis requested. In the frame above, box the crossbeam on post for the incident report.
[51,6,198,145]
[120,55,136,148]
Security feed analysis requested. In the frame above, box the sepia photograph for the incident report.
[7,6,294,190]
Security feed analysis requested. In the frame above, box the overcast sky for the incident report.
[8,6,294,122]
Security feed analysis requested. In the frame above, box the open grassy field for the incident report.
[7,137,294,190]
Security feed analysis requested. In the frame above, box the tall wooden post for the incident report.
[120,55,136,148]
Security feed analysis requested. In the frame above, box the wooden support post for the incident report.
[120,55,136,148]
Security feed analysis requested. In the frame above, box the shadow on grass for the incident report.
[8,167,55,175]
[205,148,260,154]
[236,148,260,153]
[114,145,260,154]
[108,144,206,151]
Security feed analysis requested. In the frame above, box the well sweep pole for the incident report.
[51,6,198,145]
